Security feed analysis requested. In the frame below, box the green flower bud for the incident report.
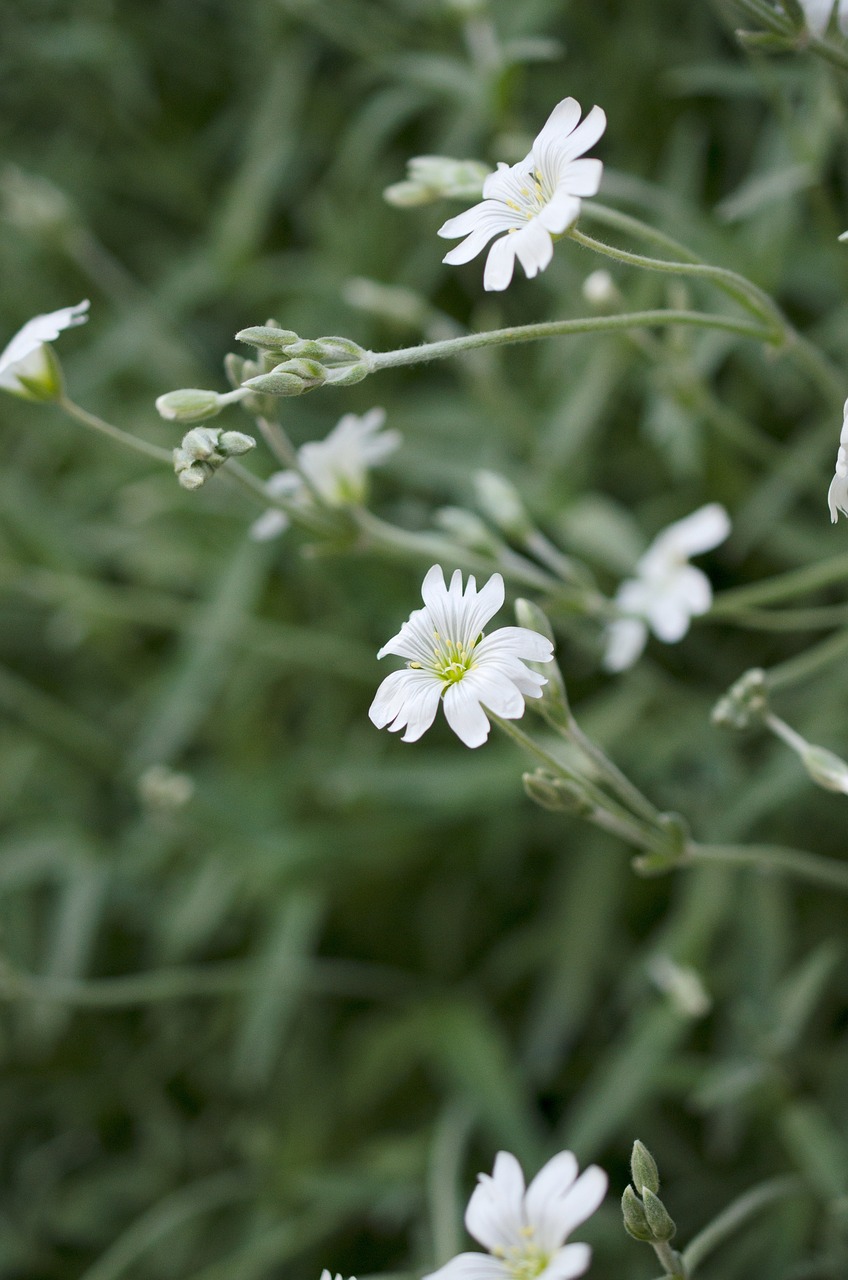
[630,1140,660,1196]
[621,1186,653,1242]
[242,369,314,397]
[799,744,848,794]
[642,1189,676,1242]
[234,325,299,352]
[179,427,221,461]
[224,353,246,390]
[434,506,500,554]
[711,668,768,730]
[14,344,65,402]
[321,362,370,387]
[218,430,256,457]
[474,470,532,539]
[522,771,594,816]
[154,388,223,424]
[176,462,208,491]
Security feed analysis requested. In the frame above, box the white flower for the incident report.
[249,407,399,540]
[320,1272,354,1280]
[603,504,731,673]
[827,397,848,522]
[0,300,89,399]
[437,98,606,292]
[369,565,554,748]
[797,0,848,35]
[423,1149,607,1280]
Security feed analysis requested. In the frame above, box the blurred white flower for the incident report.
[249,407,399,540]
[797,0,848,35]
[438,97,606,292]
[827,397,848,522]
[603,504,731,672]
[369,565,553,748]
[423,1149,607,1280]
[320,1272,354,1280]
[0,299,89,399]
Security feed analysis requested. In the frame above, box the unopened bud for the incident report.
[138,764,194,810]
[322,361,370,387]
[384,156,490,207]
[474,470,532,539]
[155,388,223,424]
[522,771,594,816]
[800,744,848,794]
[435,506,499,554]
[630,1141,660,1196]
[11,344,64,402]
[179,427,221,461]
[711,668,768,730]
[642,1189,676,1242]
[621,1186,652,1242]
[582,269,616,306]
[176,462,208,491]
[218,430,256,457]
[234,325,299,352]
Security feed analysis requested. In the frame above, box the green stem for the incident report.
[712,603,848,631]
[58,397,172,463]
[682,1175,803,1272]
[567,226,783,334]
[565,715,662,826]
[365,310,774,372]
[685,842,848,894]
[254,414,299,468]
[710,553,848,614]
[767,628,848,691]
[808,30,848,72]
[352,507,563,594]
[652,1239,687,1278]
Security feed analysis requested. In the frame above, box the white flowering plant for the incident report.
[8,7,848,1280]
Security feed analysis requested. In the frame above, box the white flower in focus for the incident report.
[369,565,554,748]
[0,300,89,399]
[797,0,848,35]
[603,504,731,673]
[827,398,848,522]
[438,97,606,292]
[423,1149,607,1280]
[249,407,399,541]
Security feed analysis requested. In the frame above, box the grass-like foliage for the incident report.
[2,1,848,1278]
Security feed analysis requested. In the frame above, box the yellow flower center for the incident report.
[409,630,481,684]
[491,1232,550,1280]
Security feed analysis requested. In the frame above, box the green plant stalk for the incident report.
[652,1239,687,1279]
[682,1175,803,1272]
[58,396,173,462]
[563,714,662,826]
[684,842,848,893]
[767,628,848,691]
[711,554,848,614]
[365,310,774,373]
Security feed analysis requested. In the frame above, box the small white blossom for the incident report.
[797,0,848,34]
[0,300,89,398]
[827,397,848,522]
[249,407,399,540]
[438,97,606,292]
[603,504,731,673]
[423,1149,607,1280]
[320,1272,354,1280]
[369,565,554,748]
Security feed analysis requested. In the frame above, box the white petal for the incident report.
[646,595,692,644]
[538,1243,592,1280]
[465,1153,526,1249]
[461,668,525,719]
[475,627,553,663]
[512,221,554,280]
[368,668,442,743]
[602,618,648,672]
[442,680,492,747]
[829,471,848,522]
[531,98,583,154]
[655,503,731,558]
[249,509,290,541]
[483,234,519,292]
[557,157,603,198]
[524,1151,578,1248]
[423,1253,508,1280]
[439,200,517,240]
[537,190,582,235]
[0,300,89,378]
[551,1166,607,1241]
[554,105,607,163]
[668,564,713,617]
[461,572,506,642]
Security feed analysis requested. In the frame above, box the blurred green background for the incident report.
[2,1,848,1277]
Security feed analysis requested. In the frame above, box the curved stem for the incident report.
[683,1175,803,1272]
[58,397,172,463]
[685,842,848,894]
[365,310,774,372]
[565,716,661,826]
[767,628,848,691]
[567,227,784,334]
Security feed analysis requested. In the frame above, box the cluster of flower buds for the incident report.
[172,425,255,490]
[383,155,491,208]
[621,1141,684,1269]
[234,326,371,394]
[711,667,768,730]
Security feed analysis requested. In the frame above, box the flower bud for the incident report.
[621,1186,653,1242]
[799,744,848,794]
[434,506,500,554]
[582,269,616,306]
[155,388,223,424]
[642,1189,676,1242]
[522,771,594,816]
[218,430,256,457]
[138,764,194,810]
[321,362,370,387]
[384,156,490,207]
[711,667,768,730]
[180,427,221,461]
[474,470,532,539]
[234,325,299,352]
[243,359,326,397]
[630,1140,660,1196]
[176,462,208,491]
[12,343,65,402]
